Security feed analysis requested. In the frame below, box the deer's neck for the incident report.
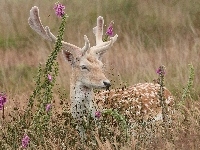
[70,75,96,120]
[70,81,94,103]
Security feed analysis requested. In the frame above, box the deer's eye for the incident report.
[80,65,89,71]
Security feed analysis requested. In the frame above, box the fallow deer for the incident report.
[28,6,174,137]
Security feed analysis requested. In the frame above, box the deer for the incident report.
[28,6,174,138]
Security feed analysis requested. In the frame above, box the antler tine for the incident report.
[93,16,104,45]
[28,6,52,41]
[81,35,90,54]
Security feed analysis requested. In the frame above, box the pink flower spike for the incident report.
[22,134,30,148]
[54,2,65,17]
[48,74,52,81]
[95,111,101,119]
[46,104,51,112]
[0,93,7,110]
[156,66,166,75]
[106,21,114,37]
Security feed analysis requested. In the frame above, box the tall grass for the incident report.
[0,0,200,149]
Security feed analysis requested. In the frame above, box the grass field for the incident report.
[0,0,200,149]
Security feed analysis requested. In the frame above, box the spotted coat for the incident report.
[95,83,174,123]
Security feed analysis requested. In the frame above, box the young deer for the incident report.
[28,6,174,136]
[28,6,117,123]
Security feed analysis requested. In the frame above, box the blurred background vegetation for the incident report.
[0,0,200,99]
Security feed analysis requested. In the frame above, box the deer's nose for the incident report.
[103,81,111,88]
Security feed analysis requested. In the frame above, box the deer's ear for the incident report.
[62,50,75,65]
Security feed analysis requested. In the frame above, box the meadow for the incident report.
[0,0,200,149]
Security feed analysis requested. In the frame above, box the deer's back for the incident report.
[95,83,174,122]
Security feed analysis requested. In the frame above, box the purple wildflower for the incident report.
[156,66,166,75]
[0,93,7,110]
[95,111,101,119]
[106,21,114,37]
[48,74,52,81]
[54,2,65,17]
[46,104,51,112]
[21,134,30,148]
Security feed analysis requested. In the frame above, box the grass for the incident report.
[0,0,200,149]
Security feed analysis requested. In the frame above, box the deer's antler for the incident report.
[28,6,116,58]
[28,6,89,56]
[92,16,118,55]
[28,6,55,41]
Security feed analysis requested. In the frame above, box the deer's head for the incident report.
[28,6,118,89]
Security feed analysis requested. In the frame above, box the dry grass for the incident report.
[0,0,200,149]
